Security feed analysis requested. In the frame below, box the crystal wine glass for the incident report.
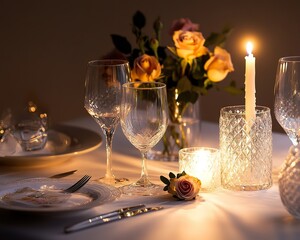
[274,56,300,218]
[120,82,168,195]
[84,59,130,184]
[274,56,300,145]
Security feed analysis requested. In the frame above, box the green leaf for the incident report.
[204,27,232,48]
[203,79,214,91]
[192,69,204,80]
[133,10,146,29]
[177,91,198,104]
[153,17,163,42]
[191,86,207,96]
[167,46,177,56]
[223,80,244,95]
[177,76,192,93]
[223,85,244,95]
[169,172,176,179]
[110,34,132,55]
[160,175,170,185]
[176,171,186,178]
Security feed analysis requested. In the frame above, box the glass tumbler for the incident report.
[13,102,48,152]
[179,147,220,192]
[219,105,272,191]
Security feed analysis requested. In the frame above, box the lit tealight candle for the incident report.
[179,147,220,192]
[245,42,256,129]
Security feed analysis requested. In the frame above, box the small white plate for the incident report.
[0,125,102,168]
[0,178,120,213]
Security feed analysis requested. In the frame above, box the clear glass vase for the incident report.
[147,89,201,161]
[278,145,300,219]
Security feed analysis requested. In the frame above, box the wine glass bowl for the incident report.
[120,82,168,195]
[84,59,130,184]
[274,56,300,219]
[274,56,300,146]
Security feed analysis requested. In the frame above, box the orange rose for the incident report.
[131,54,161,82]
[172,30,208,62]
[204,46,234,82]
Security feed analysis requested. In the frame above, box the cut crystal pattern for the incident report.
[278,145,300,219]
[220,106,272,191]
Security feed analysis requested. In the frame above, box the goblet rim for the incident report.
[220,105,270,116]
[179,146,219,155]
[87,59,129,66]
[122,82,166,90]
[279,56,300,63]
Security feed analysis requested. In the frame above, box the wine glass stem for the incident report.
[104,130,115,179]
[139,151,149,182]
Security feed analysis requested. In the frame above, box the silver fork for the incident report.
[63,175,91,193]
[30,175,92,199]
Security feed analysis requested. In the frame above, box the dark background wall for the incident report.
[1,0,300,133]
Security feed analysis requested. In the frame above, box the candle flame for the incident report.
[246,42,253,55]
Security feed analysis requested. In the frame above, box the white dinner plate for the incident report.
[0,125,102,168]
[0,178,120,213]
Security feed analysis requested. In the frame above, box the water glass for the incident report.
[84,59,130,184]
[120,82,168,195]
[219,105,272,191]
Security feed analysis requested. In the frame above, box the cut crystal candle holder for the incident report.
[179,147,220,192]
[13,111,48,152]
[0,109,17,156]
[219,105,272,191]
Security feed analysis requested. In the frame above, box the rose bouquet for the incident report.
[110,11,241,158]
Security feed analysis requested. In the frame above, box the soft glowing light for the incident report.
[246,42,253,55]
[29,106,36,112]
[28,101,37,113]
[40,113,47,119]
[179,147,220,192]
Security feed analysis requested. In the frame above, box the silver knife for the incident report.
[65,204,145,233]
[65,205,163,233]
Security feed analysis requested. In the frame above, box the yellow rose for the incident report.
[172,30,208,62]
[174,175,201,200]
[131,54,161,82]
[204,46,234,82]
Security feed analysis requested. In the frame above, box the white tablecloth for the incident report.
[0,117,299,240]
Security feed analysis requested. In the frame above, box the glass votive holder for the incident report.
[13,103,48,152]
[179,147,220,192]
[0,129,17,156]
[219,105,272,191]
[0,109,17,156]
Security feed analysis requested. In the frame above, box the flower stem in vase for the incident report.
[148,88,201,161]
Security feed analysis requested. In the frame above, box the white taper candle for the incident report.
[245,42,256,129]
